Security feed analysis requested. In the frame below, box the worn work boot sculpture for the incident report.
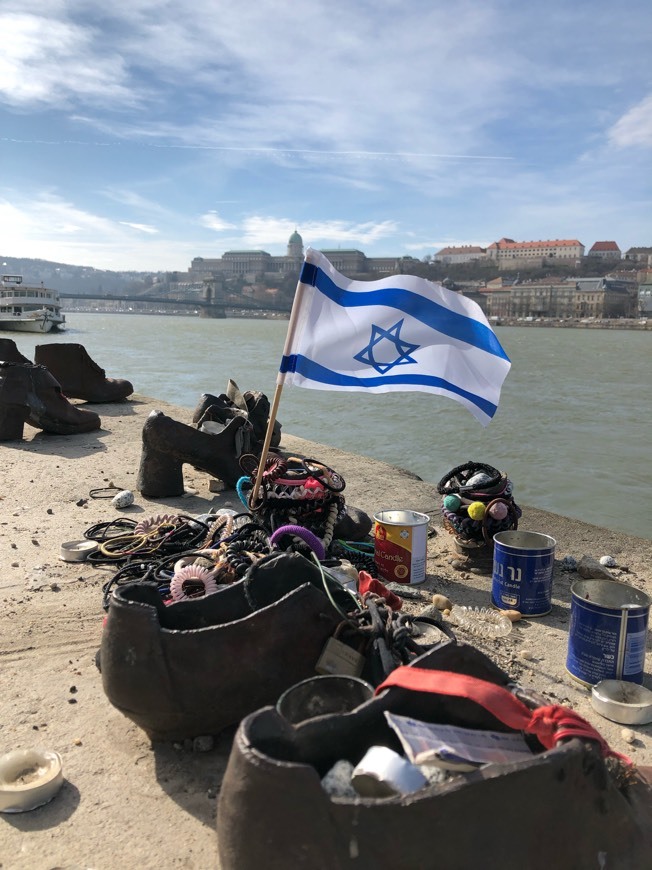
[34,343,133,402]
[193,378,282,448]
[0,362,101,440]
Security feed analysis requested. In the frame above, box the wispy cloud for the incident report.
[119,222,159,234]
[0,1,650,269]
[608,94,652,148]
[0,11,135,107]
[199,212,236,232]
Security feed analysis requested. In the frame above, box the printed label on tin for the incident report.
[491,547,554,616]
[624,630,647,676]
[567,603,648,685]
[374,515,428,585]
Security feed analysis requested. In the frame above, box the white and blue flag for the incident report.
[279,248,511,426]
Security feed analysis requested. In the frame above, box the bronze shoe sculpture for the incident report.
[34,342,133,402]
[193,378,282,448]
[0,362,101,440]
[0,338,31,365]
[217,641,652,870]
[98,552,348,741]
[137,409,254,495]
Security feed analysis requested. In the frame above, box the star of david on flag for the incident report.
[278,248,511,425]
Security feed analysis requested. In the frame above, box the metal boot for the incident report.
[0,362,101,440]
[34,343,133,402]
[137,409,254,496]
[0,339,31,365]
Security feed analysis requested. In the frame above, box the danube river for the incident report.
[13,313,651,541]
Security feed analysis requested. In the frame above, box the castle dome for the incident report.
[287,229,304,259]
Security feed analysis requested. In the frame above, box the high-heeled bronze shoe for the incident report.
[137,409,254,496]
[0,362,101,440]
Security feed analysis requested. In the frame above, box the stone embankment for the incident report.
[0,393,650,868]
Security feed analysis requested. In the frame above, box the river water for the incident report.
[12,314,652,541]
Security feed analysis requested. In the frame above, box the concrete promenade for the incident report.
[0,393,650,868]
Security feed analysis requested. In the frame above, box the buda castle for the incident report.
[187,230,419,281]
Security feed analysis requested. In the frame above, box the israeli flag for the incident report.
[279,248,511,425]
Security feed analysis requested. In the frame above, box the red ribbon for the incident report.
[376,667,630,764]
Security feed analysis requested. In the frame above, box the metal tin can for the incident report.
[491,530,556,616]
[373,510,429,585]
[566,579,651,686]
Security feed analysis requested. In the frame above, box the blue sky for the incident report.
[1,0,651,272]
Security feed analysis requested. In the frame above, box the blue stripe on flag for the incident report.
[301,259,508,361]
[280,353,498,418]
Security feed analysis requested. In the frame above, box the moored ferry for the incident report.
[0,274,66,333]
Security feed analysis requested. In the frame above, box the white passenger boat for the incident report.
[0,275,66,333]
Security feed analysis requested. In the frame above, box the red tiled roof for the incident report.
[488,238,582,250]
[590,241,620,251]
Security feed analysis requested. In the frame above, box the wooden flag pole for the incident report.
[250,258,311,505]
[250,380,284,504]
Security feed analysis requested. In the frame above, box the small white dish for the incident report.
[591,680,652,726]
[0,749,64,813]
[60,540,98,562]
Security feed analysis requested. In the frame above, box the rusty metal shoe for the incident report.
[217,641,652,870]
[98,552,346,741]
[137,409,254,495]
[34,342,133,402]
[193,379,282,448]
[0,362,101,440]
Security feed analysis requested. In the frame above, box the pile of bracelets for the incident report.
[437,461,521,545]
[85,511,275,609]
[236,454,349,560]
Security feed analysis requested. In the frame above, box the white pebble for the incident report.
[621,728,635,744]
[112,490,135,509]
[599,555,617,567]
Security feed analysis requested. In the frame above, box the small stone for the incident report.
[621,728,635,744]
[561,555,577,572]
[207,787,217,800]
[519,648,534,661]
[73,738,82,746]
[599,555,617,567]
[69,686,77,693]
[577,555,616,581]
[31,539,39,546]
[68,698,78,704]
[193,735,214,753]
[442,608,451,617]
[502,610,522,622]
[431,593,453,611]
[11,543,17,549]
[11,562,19,568]
[50,583,60,592]
[112,490,135,509]
[47,508,54,515]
